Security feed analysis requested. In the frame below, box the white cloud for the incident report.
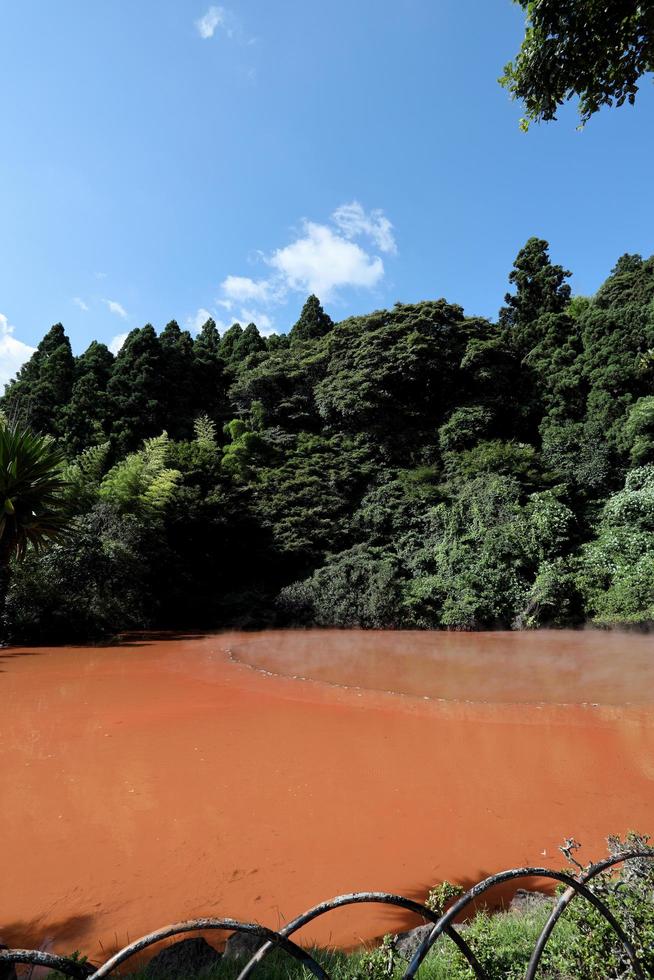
[186,308,214,334]
[196,6,225,38]
[94,271,108,280]
[268,221,384,300]
[109,332,129,355]
[214,202,396,326]
[73,297,89,312]
[220,275,280,304]
[103,298,128,319]
[238,308,274,335]
[0,314,36,390]
[332,202,397,255]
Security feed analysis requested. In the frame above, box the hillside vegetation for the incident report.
[4,240,654,640]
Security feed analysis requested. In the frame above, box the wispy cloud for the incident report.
[109,332,129,355]
[103,298,128,319]
[0,313,36,390]
[186,305,275,337]
[73,297,89,312]
[238,308,274,334]
[332,202,397,255]
[94,271,108,280]
[196,6,226,39]
[186,308,214,334]
[221,275,280,304]
[216,202,396,311]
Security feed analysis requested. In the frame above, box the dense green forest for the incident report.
[4,239,654,640]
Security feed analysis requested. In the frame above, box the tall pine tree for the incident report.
[63,341,115,456]
[290,295,333,343]
[233,322,267,361]
[193,318,229,426]
[2,323,74,437]
[219,323,244,365]
[107,325,166,456]
[160,320,196,439]
[499,238,571,335]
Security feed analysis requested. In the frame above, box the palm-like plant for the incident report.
[0,419,70,634]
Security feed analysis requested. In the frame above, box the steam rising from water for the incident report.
[228,629,654,707]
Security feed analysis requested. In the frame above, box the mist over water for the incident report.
[228,629,654,706]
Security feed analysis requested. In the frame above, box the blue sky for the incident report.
[1,0,653,385]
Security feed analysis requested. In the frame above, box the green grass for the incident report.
[113,906,579,980]
[49,876,654,980]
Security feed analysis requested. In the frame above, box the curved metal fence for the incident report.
[2,849,653,980]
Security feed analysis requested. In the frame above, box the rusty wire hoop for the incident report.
[235,893,485,980]
[404,864,651,980]
[0,950,93,980]
[0,922,327,980]
[526,849,654,980]
[88,921,328,980]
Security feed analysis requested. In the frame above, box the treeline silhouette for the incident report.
[4,240,654,639]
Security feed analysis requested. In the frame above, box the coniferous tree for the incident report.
[2,324,74,437]
[219,323,244,365]
[159,320,196,439]
[62,341,114,457]
[107,325,166,456]
[1,355,40,427]
[499,238,572,339]
[290,295,333,343]
[193,318,229,426]
[194,317,221,357]
[496,240,573,440]
[233,322,267,362]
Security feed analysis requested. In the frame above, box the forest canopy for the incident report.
[4,244,654,640]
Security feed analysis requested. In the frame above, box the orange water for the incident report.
[1,630,653,962]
